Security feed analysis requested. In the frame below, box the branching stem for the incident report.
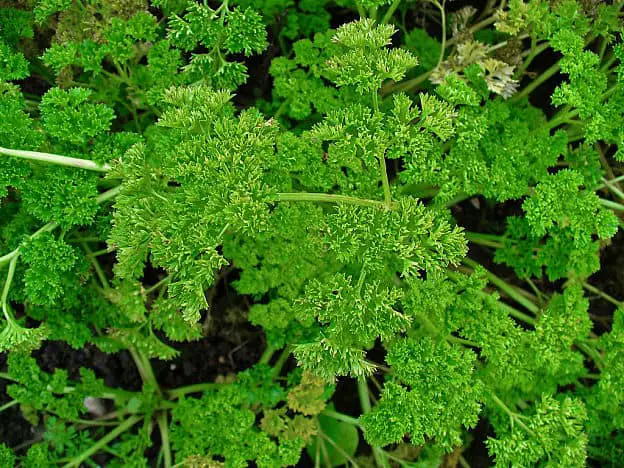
[583,282,623,307]
[167,382,222,399]
[0,186,120,270]
[432,0,446,70]
[1,256,17,322]
[381,0,402,24]
[490,394,536,437]
[511,60,560,102]
[62,415,143,467]
[462,258,539,315]
[0,146,111,172]
[273,192,392,209]
[322,409,362,427]
[157,412,172,468]
[357,379,390,468]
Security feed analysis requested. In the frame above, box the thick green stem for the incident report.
[444,192,473,208]
[62,415,143,467]
[157,412,172,468]
[433,0,446,70]
[320,432,361,468]
[462,258,539,315]
[129,348,160,396]
[0,400,19,413]
[379,156,392,207]
[599,198,624,211]
[96,185,123,204]
[356,1,366,17]
[546,109,579,130]
[271,346,292,377]
[0,146,111,172]
[576,341,605,370]
[413,307,480,347]
[371,92,391,210]
[322,409,362,427]
[594,175,624,191]
[583,282,622,307]
[490,394,536,437]
[1,256,19,323]
[273,192,391,209]
[167,382,222,399]
[511,61,560,102]
[380,0,402,24]
[145,276,171,294]
[357,379,390,468]
[497,301,537,326]
[515,41,550,78]
[258,344,277,365]
[0,222,57,269]
[81,240,110,290]
[464,231,503,249]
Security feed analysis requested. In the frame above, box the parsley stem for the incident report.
[463,263,608,368]
[273,192,390,209]
[497,301,537,327]
[0,250,19,270]
[145,276,171,294]
[383,450,418,467]
[129,348,160,395]
[444,192,473,207]
[357,379,390,468]
[259,344,277,365]
[80,239,110,290]
[490,394,536,437]
[380,0,402,24]
[319,431,361,468]
[462,258,539,315]
[451,268,538,325]
[515,41,550,79]
[465,232,504,249]
[511,60,560,102]
[62,415,143,468]
[0,146,111,172]
[322,409,361,427]
[318,430,333,468]
[576,341,605,370]
[413,309,480,347]
[582,282,623,307]
[379,156,393,207]
[599,198,624,211]
[593,175,624,192]
[0,222,57,268]
[1,256,18,323]
[432,0,446,71]
[0,399,18,413]
[167,382,222,399]
[271,345,293,377]
[355,1,366,18]
[157,411,173,468]
[96,185,123,204]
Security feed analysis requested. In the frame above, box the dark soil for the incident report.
[0,271,267,450]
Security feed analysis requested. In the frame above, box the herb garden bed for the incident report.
[1,0,624,467]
